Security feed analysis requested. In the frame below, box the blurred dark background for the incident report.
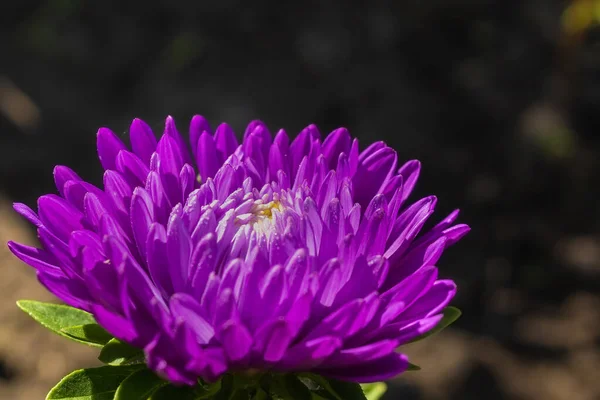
[1,1,600,399]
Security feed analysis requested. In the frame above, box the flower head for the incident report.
[8,116,469,384]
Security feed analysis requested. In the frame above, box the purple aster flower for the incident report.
[8,116,469,385]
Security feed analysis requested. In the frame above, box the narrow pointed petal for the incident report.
[164,116,192,165]
[196,131,220,181]
[54,166,82,195]
[214,123,238,160]
[189,114,212,159]
[170,293,215,344]
[317,353,409,383]
[97,128,127,170]
[130,118,157,165]
[13,202,42,227]
[322,128,351,169]
[38,195,84,241]
[8,241,60,273]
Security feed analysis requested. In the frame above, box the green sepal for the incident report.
[269,374,312,400]
[114,368,167,400]
[212,375,234,400]
[407,362,421,371]
[147,377,221,399]
[254,387,270,400]
[45,364,144,400]
[17,300,100,346]
[150,385,200,400]
[98,338,145,365]
[407,306,462,344]
[60,324,113,347]
[298,373,367,400]
[361,382,387,400]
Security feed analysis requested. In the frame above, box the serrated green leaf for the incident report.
[407,306,462,344]
[46,365,144,400]
[361,382,387,400]
[60,324,113,347]
[17,300,98,345]
[114,368,167,400]
[98,338,145,365]
[299,374,366,400]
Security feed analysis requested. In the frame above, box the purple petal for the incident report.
[8,241,60,274]
[218,319,252,362]
[156,135,185,205]
[279,336,342,369]
[37,271,92,311]
[116,150,150,187]
[395,279,457,324]
[317,352,408,383]
[214,123,238,161]
[385,236,446,285]
[97,127,127,170]
[13,202,42,227]
[38,195,84,241]
[384,196,436,260]
[268,129,290,179]
[196,131,220,181]
[103,170,133,222]
[169,293,215,344]
[324,339,399,368]
[189,233,218,295]
[146,223,174,296]
[397,160,421,204]
[254,319,293,363]
[130,187,154,261]
[322,128,351,170]
[164,116,192,165]
[189,114,212,160]
[91,304,137,342]
[353,146,398,208]
[53,166,82,196]
[130,118,157,165]
[308,297,369,340]
[290,124,320,178]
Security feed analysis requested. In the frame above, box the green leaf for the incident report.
[114,368,167,400]
[17,300,98,345]
[212,375,234,400]
[269,374,312,400]
[98,339,145,365]
[254,388,270,400]
[149,385,198,400]
[299,374,366,400]
[61,324,113,347]
[46,365,144,400]
[407,362,421,371]
[150,379,221,400]
[212,374,236,400]
[361,382,387,400]
[195,379,223,399]
[407,306,462,344]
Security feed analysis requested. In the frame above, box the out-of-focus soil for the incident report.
[401,293,600,400]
